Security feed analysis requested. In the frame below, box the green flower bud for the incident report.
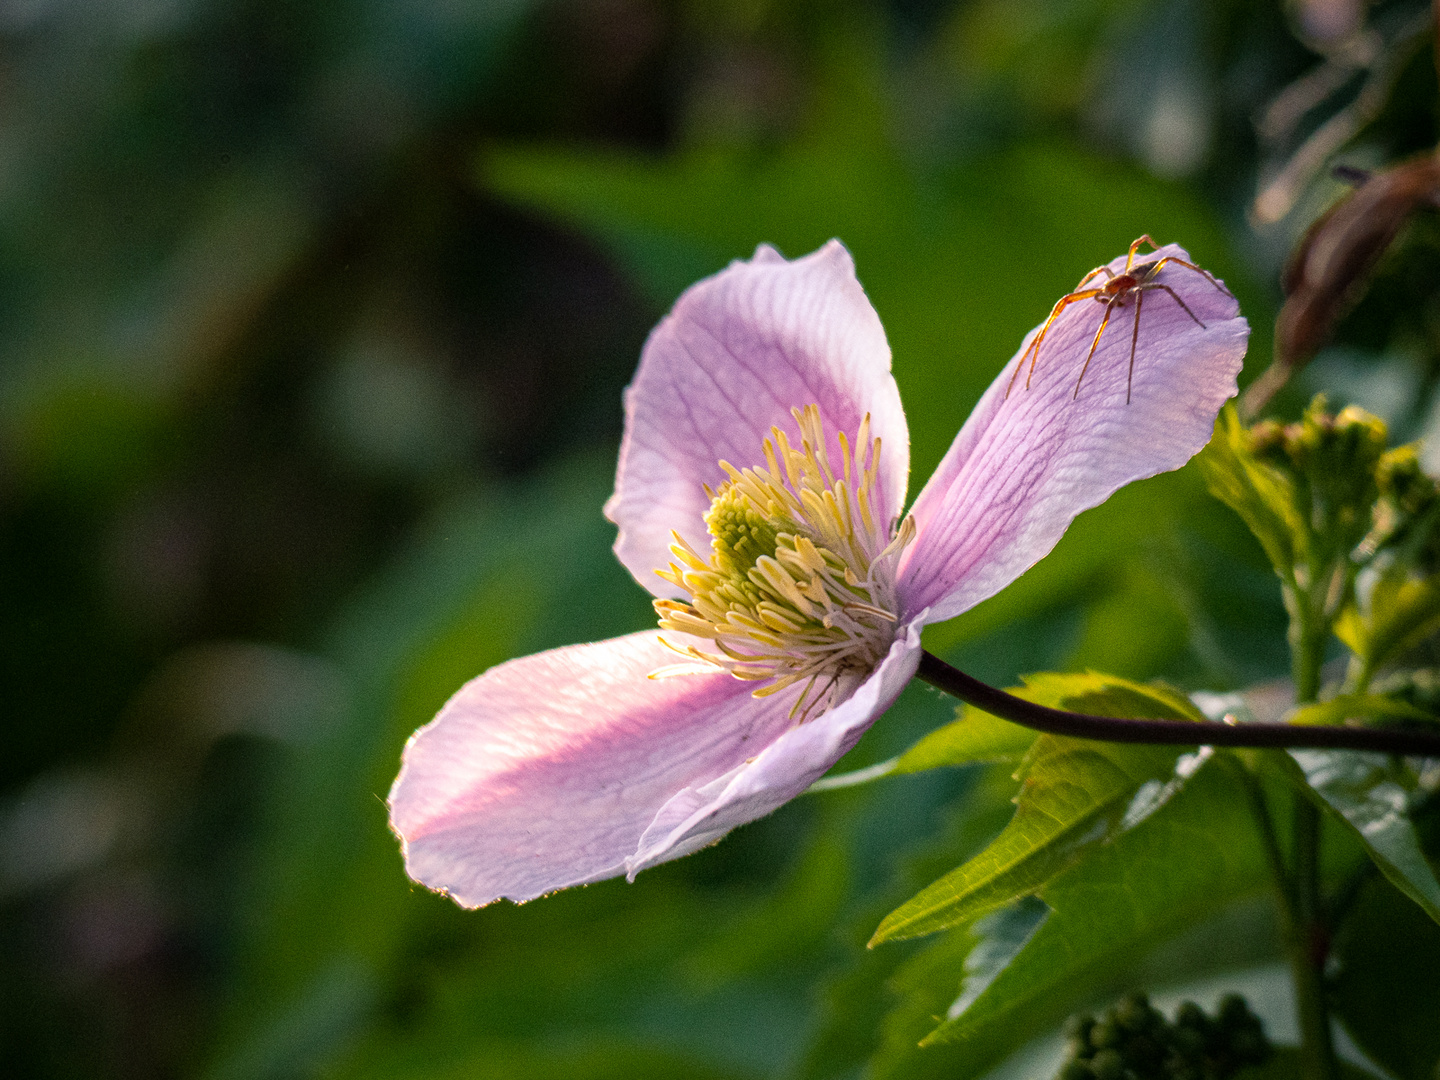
[1091,1048,1125,1080]
[1116,993,1153,1033]
[1090,1019,1122,1050]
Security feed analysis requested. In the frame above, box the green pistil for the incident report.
[705,485,781,577]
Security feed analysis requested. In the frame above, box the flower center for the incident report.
[653,404,915,721]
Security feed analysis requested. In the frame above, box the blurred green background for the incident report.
[3,1,1438,1078]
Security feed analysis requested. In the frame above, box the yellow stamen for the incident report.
[651,405,914,723]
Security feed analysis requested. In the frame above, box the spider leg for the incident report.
[1006,289,1104,397]
[1075,264,1116,290]
[1143,282,1207,328]
[1072,296,1120,399]
[1126,287,1143,405]
[1125,234,1160,272]
[1147,256,1233,298]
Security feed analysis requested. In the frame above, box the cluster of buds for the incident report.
[1247,397,1388,572]
[1055,994,1270,1080]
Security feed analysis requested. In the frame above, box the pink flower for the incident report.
[389,240,1248,907]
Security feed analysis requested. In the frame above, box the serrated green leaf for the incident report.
[895,671,1204,775]
[945,897,1049,1019]
[1334,567,1440,676]
[1331,873,1440,1080]
[881,765,1270,1078]
[872,738,1180,942]
[874,673,1205,943]
[1199,406,1305,578]
[1288,749,1440,925]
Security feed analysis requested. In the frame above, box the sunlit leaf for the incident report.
[1334,566,1440,677]
[873,765,1270,1078]
[1287,693,1435,727]
[896,671,1203,775]
[1198,406,1305,579]
[894,707,1035,772]
[873,673,1205,942]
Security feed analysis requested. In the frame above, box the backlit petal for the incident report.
[625,615,925,875]
[390,632,809,907]
[606,241,908,599]
[899,244,1247,623]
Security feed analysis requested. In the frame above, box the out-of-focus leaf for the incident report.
[340,1039,758,1080]
[1288,749,1440,924]
[871,764,1270,1079]
[1334,566,1440,676]
[1331,873,1440,1080]
[1199,406,1304,579]
[1233,1047,1387,1080]
[683,835,849,988]
[1287,693,1435,727]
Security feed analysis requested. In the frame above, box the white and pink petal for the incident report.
[899,244,1247,624]
[389,630,878,907]
[605,241,909,600]
[624,614,926,875]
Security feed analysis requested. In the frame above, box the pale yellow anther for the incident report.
[648,404,913,723]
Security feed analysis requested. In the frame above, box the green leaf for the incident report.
[895,670,1204,775]
[1334,566,1440,676]
[1331,873,1440,1080]
[872,744,1177,943]
[871,764,1271,1079]
[874,673,1205,943]
[945,897,1050,1019]
[1289,749,1440,925]
[894,707,1035,771]
[1287,693,1435,727]
[1233,1047,1387,1080]
[1198,406,1305,579]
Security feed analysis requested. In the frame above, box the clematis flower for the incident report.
[389,240,1248,908]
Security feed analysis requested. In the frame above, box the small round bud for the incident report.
[1059,1060,1092,1080]
[1217,994,1250,1027]
[1063,1014,1096,1041]
[1116,994,1151,1033]
[1174,1001,1205,1029]
[1170,1025,1205,1057]
[1090,1019,1121,1050]
[1091,1048,1125,1080]
[1247,420,1286,459]
[1229,1026,1268,1062]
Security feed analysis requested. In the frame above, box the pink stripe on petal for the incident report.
[606,240,908,599]
[625,616,926,876]
[389,632,800,907]
[899,245,1247,625]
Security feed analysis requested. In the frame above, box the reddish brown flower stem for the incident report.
[914,651,1440,755]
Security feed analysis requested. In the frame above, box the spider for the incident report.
[1005,235,1234,404]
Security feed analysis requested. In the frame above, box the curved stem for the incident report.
[913,651,1440,756]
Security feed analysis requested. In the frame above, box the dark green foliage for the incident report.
[7,2,1440,1079]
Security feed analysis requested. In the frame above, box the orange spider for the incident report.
[1006,235,1234,404]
